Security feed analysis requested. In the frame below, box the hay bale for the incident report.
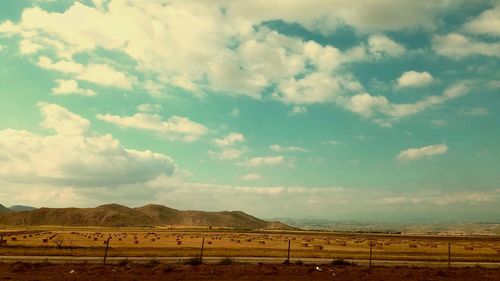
[313,245,323,250]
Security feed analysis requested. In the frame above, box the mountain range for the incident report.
[0,203,293,230]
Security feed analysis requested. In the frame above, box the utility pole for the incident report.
[287,239,291,263]
[448,242,451,269]
[200,237,205,263]
[369,241,373,268]
[103,236,112,265]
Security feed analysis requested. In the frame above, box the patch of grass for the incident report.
[145,258,160,268]
[163,264,174,273]
[118,258,130,266]
[184,257,202,266]
[331,259,356,266]
[219,257,233,265]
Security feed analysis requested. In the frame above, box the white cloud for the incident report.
[397,71,434,88]
[227,1,460,33]
[344,93,390,117]
[270,144,308,153]
[274,72,341,105]
[241,173,262,181]
[52,79,96,96]
[0,103,176,187]
[0,1,474,124]
[238,156,285,167]
[137,103,162,113]
[463,4,500,37]
[434,192,496,205]
[19,39,41,54]
[208,148,244,160]
[289,106,307,115]
[96,112,208,142]
[214,132,245,147]
[433,33,500,58]
[431,119,447,127]
[459,107,489,116]
[38,56,134,89]
[229,108,240,117]
[367,34,406,57]
[396,144,448,161]
[39,102,90,136]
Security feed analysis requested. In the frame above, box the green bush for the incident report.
[145,259,160,268]
[118,259,130,266]
[219,257,233,265]
[331,259,356,266]
[184,257,202,266]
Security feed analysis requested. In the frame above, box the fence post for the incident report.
[448,242,451,269]
[369,241,373,268]
[0,235,3,247]
[200,237,205,262]
[103,236,112,265]
[287,239,291,263]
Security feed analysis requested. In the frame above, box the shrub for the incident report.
[219,257,233,265]
[184,257,202,266]
[145,259,160,268]
[331,259,356,266]
[118,258,130,266]
[163,264,174,273]
[295,260,304,266]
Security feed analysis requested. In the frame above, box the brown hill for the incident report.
[0,204,11,214]
[0,203,295,230]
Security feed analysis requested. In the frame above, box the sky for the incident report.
[0,0,499,222]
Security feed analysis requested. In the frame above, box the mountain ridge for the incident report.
[0,203,294,230]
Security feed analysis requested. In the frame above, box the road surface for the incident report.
[0,255,499,268]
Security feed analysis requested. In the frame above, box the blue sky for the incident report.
[0,0,499,222]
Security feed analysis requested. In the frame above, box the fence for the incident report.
[0,229,499,267]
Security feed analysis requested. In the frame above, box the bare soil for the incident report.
[1,262,500,281]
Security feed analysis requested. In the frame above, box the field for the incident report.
[1,226,500,265]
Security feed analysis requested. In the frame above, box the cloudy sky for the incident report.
[0,0,499,222]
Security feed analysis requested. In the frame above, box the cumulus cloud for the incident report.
[0,1,469,122]
[52,79,96,96]
[270,144,308,153]
[396,144,448,161]
[367,34,406,57]
[397,71,434,88]
[238,156,285,167]
[463,4,500,37]
[38,56,134,89]
[0,103,176,187]
[214,132,245,147]
[96,112,208,142]
[459,107,489,116]
[433,33,500,58]
[208,148,244,160]
[240,173,262,181]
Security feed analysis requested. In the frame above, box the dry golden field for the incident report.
[1,227,500,263]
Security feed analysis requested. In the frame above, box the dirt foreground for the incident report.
[1,262,500,281]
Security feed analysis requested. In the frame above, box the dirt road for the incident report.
[1,262,500,281]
